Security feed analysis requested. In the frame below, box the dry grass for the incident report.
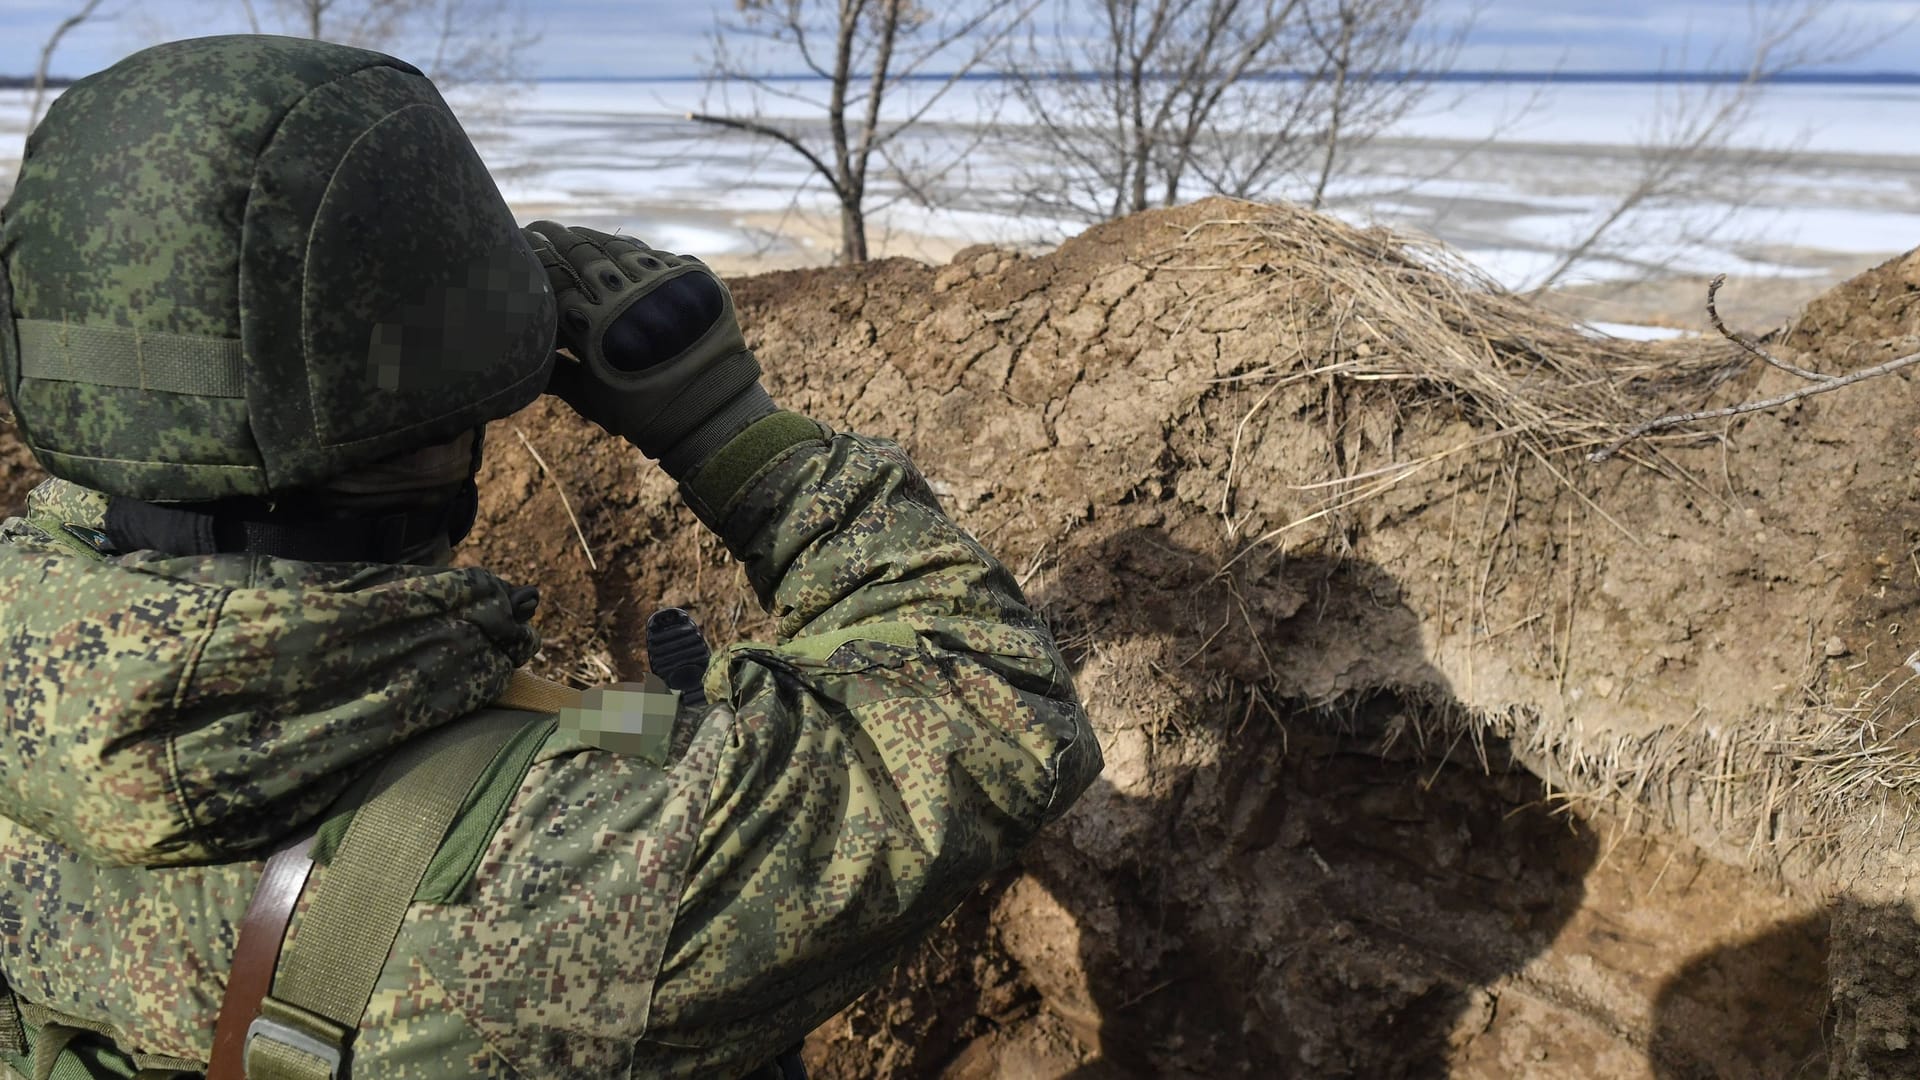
[1154,203,1747,448]
[1347,632,1920,889]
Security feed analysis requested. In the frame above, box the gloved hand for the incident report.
[523,221,776,478]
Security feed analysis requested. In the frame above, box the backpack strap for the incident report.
[238,713,527,1080]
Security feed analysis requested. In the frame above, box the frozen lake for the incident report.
[4,78,1917,291]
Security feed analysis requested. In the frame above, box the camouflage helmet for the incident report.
[0,35,556,503]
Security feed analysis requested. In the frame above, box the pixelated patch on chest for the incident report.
[555,674,683,765]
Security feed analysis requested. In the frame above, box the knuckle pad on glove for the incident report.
[620,249,671,277]
[602,272,727,373]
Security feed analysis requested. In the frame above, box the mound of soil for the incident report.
[2,200,1915,1077]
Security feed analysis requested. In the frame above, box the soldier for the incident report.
[0,34,1098,1080]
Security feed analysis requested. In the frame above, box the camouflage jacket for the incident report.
[0,424,1099,1078]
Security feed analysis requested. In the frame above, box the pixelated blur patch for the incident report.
[556,679,680,764]
[367,243,551,391]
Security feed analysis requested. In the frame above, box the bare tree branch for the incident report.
[264,0,538,89]
[1589,276,1920,463]
[688,112,848,200]
[1705,273,1829,382]
[871,0,1043,150]
[1001,0,1465,223]
[1530,0,1901,293]
[705,0,1028,263]
[27,0,110,135]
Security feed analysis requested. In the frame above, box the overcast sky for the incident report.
[1,0,1916,80]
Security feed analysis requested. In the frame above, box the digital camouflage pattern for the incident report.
[0,426,1099,1077]
[0,35,555,502]
[0,478,539,866]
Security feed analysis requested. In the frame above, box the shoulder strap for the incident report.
[236,713,527,1080]
[209,672,575,1080]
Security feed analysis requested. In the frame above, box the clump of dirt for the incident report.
[1,198,1914,1076]
[1786,248,1920,365]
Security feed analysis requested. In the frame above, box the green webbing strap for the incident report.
[243,715,525,1080]
[129,1050,201,1076]
[14,319,245,397]
[19,1003,122,1080]
[26,1024,79,1080]
[0,981,21,1056]
[7,985,213,1079]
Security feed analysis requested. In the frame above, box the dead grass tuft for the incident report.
[1151,200,1746,456]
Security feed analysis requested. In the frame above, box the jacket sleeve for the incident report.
[632,416,1100,1069]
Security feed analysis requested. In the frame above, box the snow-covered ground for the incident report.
[457,79,1920,289]
[4,78,1917,297]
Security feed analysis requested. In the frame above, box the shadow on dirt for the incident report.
[1647,910,1831,1080]
[1649,898,1920,1080]
[1010,526,1604,1078]
[1032,748,1600,1079]
[958,526,1845,1079]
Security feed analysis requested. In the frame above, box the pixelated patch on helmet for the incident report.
[556,677,681,764]
[366,244,552,392]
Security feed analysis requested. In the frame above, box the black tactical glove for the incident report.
[523,221,776,478]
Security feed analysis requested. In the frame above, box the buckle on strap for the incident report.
[243,998,348,1080]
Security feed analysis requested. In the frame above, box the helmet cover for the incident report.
[0,34,556,501]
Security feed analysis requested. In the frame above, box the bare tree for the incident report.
[1528,0,1906,293]
[1001,0,1304,223]
[256,0,540,87]
[1296,0,1468,209]
[1000,0,1465,224]
[26,0,112,134]
[693,0,1039,264]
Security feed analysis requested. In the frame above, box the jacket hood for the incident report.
[0,479,539,866]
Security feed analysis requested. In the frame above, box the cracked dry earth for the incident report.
[6,198,1920,1077]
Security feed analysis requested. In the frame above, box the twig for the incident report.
[27,0,108,134]
[511,425,598,571]
[1221,456,1442,572]
[1222,382,1282,524]
[1017,543,1052,589]
[1589,348,1920,463]
[1705,274,1829,382]
[1590,276,1920,463]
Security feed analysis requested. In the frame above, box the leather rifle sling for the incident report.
[205,676,568,1080]
[207,831,317,1080]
